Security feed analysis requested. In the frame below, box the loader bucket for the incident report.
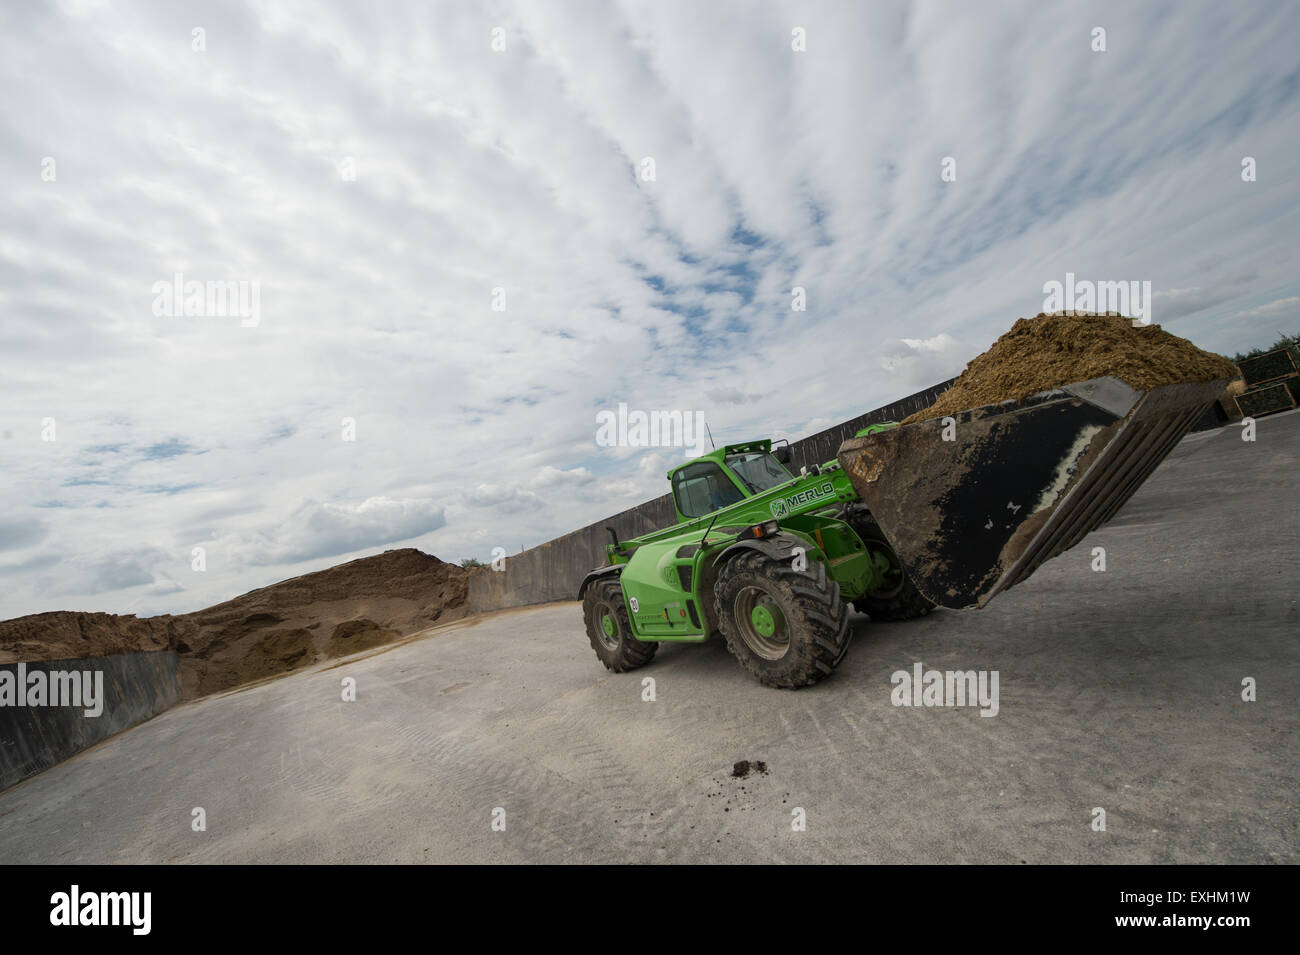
[836,376,1228,610]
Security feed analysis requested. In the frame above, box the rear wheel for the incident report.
[583,578,657,672]
[845,511,935,622]
[714,551,850,689]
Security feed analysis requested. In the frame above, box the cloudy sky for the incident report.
[1,0,1297,619]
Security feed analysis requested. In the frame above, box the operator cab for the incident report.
[668,439,794,520]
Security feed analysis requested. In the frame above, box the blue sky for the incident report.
[1,0,1297,618]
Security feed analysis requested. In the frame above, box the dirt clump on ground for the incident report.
[903,312,1239,424]
[0,549,469,700]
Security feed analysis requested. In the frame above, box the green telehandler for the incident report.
[579,376,1228,688]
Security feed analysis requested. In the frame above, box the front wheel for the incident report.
[583,578,658,673]
[714,551,850,689]
[845,512,936,622]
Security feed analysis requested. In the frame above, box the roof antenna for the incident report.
[706,422,716,450]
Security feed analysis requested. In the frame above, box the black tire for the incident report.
[583,578,658,673]
[714,550,850,689]
[844,511,935,622]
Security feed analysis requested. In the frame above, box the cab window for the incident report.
[672,462,746,518]
[724,451,793,493]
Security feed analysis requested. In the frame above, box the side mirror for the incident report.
[774,445,791,464]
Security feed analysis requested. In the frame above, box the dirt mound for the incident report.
[0,549,469,700]
[0,611,176,662]
[903,313,1238,424]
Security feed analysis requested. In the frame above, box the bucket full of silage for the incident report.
[837,313,1237,609]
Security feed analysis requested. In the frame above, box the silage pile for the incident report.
[904,312,1238,424]
[0,549,470,700]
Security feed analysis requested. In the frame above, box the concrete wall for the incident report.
[0,650,182,791]
[468,378,958,613]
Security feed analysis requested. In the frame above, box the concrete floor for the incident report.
[1,412,1296,863]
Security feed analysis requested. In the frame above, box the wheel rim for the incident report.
[597,608,620,649]
[735,586,789,660]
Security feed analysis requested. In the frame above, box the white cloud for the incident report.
[529,466,595,489]
[1152,273,1259,321]
[33,546,172,599]
[707,387,762,405]
[877,333,965,389]
[0,517,47,551]
[234,497,447,566]
[901,334,958,353]
[1226,297,1300,323]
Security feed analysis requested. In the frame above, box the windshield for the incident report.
[725,451,793,494]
